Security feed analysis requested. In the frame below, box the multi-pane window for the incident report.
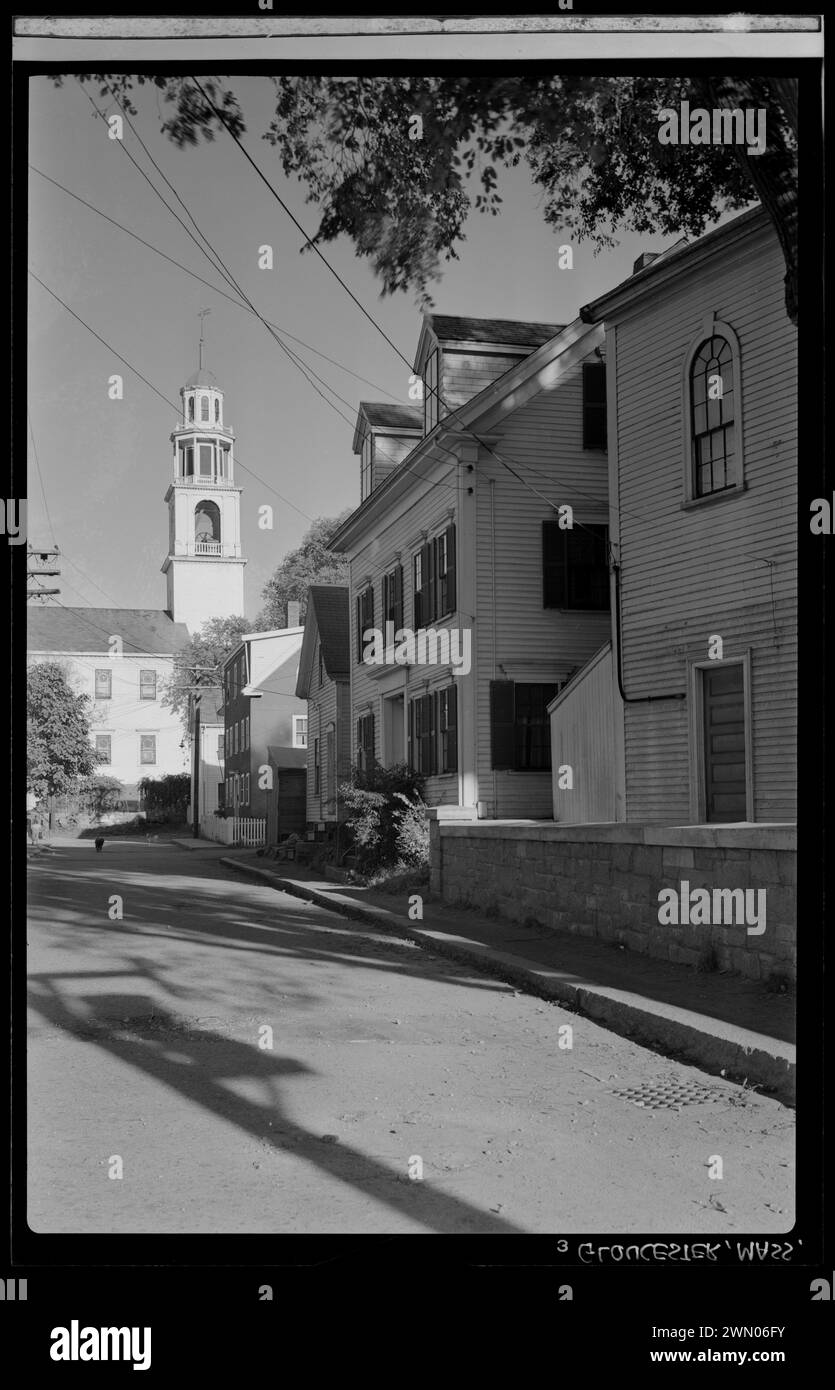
[690,335,735,497]
[414,524,456,626]
[408,687,458,776]
[356,714,375,773]
[356,585,375,663]
[293,715,308,749]
[542,521,610,611]
[424,348,440,433]
[217,734,224,760]
[582,360,607,450]
[94,734,111,764]
[382,564,404,632]
[94,669,112,700]
[187,395,195,422]
[490,681,559,771]
[200,395,210,422]
[139,669,157,701]
[140,734,157,765]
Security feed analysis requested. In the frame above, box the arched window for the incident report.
[194,500,221,549]
[683,322,743,501]
[214,398,220,423]
[187,395,194,422]
[200,394,210,422]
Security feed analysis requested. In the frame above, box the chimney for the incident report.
[632,252,660,274]
[287,601,301,628]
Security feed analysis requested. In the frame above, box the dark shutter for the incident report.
[413,553,423,629]
[490,681,516,770]
[542,519,565,608]
[356,594,363,663]
[382,573,389,627]
[443,523,456,616]
[394,564,403,630]
[425,540,437,624]
[445,684,458,772]
[408,699,415,770]
[583,361,607,450]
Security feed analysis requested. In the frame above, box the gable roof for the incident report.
[580,206,768,324]
[427,315,564,348]
[295,585,350,697]
[358,402,423,431]
[27,607,191,656]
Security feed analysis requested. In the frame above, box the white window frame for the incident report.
[680,315,746,509]
[292,715,308,748]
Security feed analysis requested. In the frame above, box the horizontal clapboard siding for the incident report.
[441,348,528,412]
[474,351,611,818]
[549,643,618,822]
[613,222,796,822]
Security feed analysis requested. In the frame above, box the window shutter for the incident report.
[445,524,456,615]
[582,361,607,450]
[356,594,362,663]
[430,691,438,775]
[490,681,516,770]
[382,573,389,626]
[408,699,415,770]
[426,539,437,623]
[394,564,403,631]
[447,684,458,772]
[413,553,423,629]
[542,519,564,608]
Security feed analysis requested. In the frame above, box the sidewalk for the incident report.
[218,852,796,1106]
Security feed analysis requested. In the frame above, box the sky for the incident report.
[28,74,738,620]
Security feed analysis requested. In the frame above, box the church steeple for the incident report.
[161,314,247,633]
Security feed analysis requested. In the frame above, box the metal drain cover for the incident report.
[612,1080,723,1110]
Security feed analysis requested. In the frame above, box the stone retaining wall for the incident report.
[428,820,796,982]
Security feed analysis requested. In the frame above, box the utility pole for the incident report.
[27,545,61,601]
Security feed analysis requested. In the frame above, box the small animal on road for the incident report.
[94,836,105,852]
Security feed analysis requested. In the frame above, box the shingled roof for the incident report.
[358,402,423,431]
[27,607,191,656]
[307,586,350,678]
[427,315,564,348]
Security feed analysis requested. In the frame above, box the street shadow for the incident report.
[27,972,525,1235]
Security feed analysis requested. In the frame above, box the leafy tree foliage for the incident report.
[138,772,191,819]
[163,614,251,732]
[58,74,797,315]
[27,661,99,798]
[257,511,351,629]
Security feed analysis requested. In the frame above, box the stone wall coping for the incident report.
[436,820,796,851]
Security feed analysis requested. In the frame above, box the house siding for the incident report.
[473,350,611,817]
[549,643,618,823]
[613,221,797,822]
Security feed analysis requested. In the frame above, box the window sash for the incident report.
[542,521,610,611]
[94,669,112,700]
[140,735,156,765]
[139,669,157,700]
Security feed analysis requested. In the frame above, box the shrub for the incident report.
[339,762,428,876]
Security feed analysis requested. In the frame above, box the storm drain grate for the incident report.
[611,1080,724,1111]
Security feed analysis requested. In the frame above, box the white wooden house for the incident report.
[549,206,797,825]
[329,315,612,819]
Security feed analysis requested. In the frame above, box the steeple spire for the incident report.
[198,307,211,373]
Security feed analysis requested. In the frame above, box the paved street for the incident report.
[27,840,794,1235]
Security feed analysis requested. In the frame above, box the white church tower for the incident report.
[162,312,246,633]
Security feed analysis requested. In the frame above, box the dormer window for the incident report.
[424,348,440,433]
[200,395,210,422]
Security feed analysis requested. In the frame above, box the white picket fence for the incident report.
[202,815,266,848]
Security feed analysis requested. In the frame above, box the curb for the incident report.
[221,857,796,1107]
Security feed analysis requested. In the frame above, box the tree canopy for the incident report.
[257,511,351,629]
[59,73,797,316]
[163,614,251,732]
[27,661,99,799]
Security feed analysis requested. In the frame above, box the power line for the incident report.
[27,269,317,523]
[29,163,405,404]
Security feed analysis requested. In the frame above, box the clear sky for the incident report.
[27,75,739,619]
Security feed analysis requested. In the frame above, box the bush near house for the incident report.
[138,773,191,823]
[339,763,429,878]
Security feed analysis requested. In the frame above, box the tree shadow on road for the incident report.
[27,971,525,1235]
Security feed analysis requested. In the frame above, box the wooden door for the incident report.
[703,664,747,821]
